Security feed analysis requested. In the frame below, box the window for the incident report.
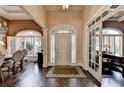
[16,30,42,56]
[51,35,55,63]
[102,28,123,56]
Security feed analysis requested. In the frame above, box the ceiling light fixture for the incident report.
[62,5,69,10]
[0,17,8,33]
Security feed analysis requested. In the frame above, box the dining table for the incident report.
[102,53,124,78]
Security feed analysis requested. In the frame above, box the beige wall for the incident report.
[0,18,42,49]
[47,10,83,64]
[23,5,104,67]
[81,5,103,67]
[23,5,47,28]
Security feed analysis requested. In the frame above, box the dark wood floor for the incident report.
[0,63,124,87]
[102,72,124,87]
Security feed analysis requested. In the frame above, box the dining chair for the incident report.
[2,50,24,74]
[0,54,7,81]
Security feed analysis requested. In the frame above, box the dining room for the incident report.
[0,5,43,82]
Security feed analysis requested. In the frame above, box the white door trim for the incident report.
[49,24,77,66]
[43,28,48,68]
[87,22,103,83]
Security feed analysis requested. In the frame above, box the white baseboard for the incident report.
[47,63,83,66]
[81,64,88,70]
[27,56,37,62]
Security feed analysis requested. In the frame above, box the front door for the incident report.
[88,23,102,85]
[55,33,71,65]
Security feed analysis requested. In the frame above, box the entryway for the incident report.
[50,24,76,66]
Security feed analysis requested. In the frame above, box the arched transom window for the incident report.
[101,28,123,56]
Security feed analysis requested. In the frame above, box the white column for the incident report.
[42,28,48,68]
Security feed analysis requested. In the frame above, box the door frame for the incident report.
[49,24,77,66]
[87,22,103,84]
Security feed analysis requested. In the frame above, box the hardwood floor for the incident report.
[102,71,124,87]
[0,63,123,87]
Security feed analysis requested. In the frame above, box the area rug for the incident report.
[46,66,86,78]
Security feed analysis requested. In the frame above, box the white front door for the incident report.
[88,23,102,85]
[55,33,71,65]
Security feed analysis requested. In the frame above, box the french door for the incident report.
[88,23,102,84]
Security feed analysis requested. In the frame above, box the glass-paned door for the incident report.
[88,23,102,84]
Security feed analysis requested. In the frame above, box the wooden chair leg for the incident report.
[7,67,10,76]
[12,66,16,75]
[122,67,124,78]
[26,59,28,64]
[20,62,23,70]
[0,70,4,82]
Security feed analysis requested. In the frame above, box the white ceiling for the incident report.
[45,5,84,11]
[0,5,84,20]
[0,5,32,20]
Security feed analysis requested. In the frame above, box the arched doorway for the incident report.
[50,25,76,65]
[102,28,123,56]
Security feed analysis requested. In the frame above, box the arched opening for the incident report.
[16,30,42,57]
[101,28,123,56]
[50,25,76,65]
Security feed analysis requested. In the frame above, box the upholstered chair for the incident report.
[0,54,9,81]
[2,50,24,74]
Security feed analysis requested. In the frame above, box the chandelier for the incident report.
[0,17,8,33]
[62,5,69,10]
